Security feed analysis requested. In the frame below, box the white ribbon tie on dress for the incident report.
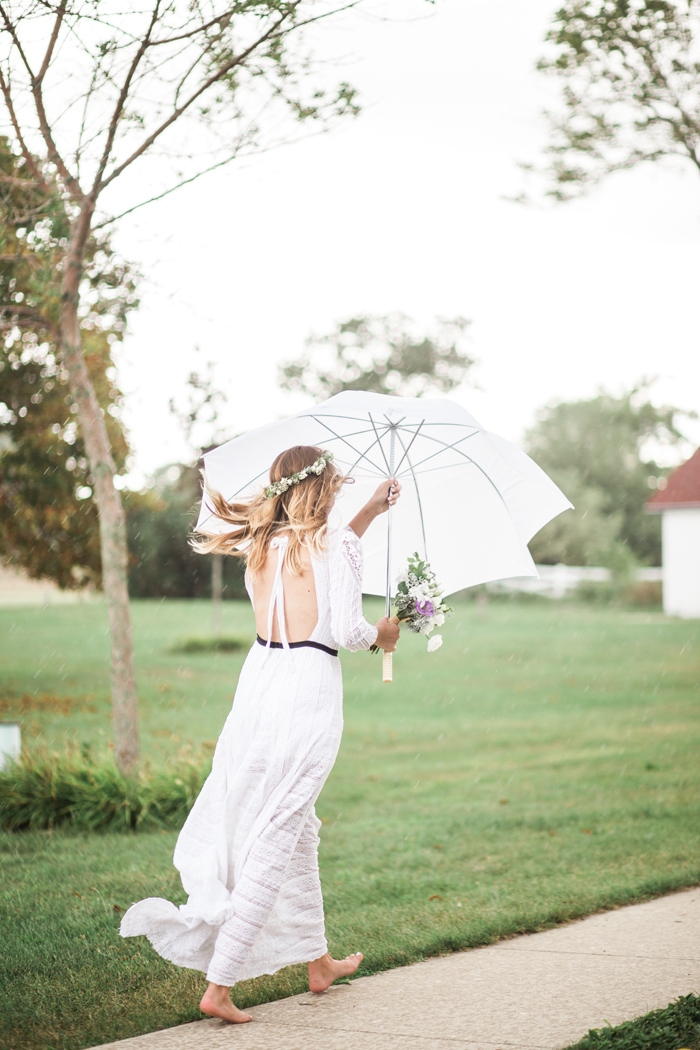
[266,535,290,651]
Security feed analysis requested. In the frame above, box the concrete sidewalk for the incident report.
[96,888,699,1050]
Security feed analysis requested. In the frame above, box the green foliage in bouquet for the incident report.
[394,553,452,651]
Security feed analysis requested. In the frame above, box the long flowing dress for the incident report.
[120,526,378,986]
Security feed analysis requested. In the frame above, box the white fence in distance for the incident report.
[488,565,663,600]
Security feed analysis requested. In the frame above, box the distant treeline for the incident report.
[125,385,691,599]
[125,464,246,600]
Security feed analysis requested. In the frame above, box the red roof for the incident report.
[646,447,700,512]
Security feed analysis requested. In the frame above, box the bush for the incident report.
[170,635,247,654]
[450,585,547,604]
[0,751,209,832]
[619,580,663,608]
[576,580,621,605]
[576,579,663,608]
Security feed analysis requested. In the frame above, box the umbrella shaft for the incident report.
[385,427,396,618]
[385,501,393,617]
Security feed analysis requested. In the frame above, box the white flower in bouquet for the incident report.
[427,634,443,652]
[390,553,452,652]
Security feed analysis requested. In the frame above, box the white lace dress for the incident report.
[120,526,378,986]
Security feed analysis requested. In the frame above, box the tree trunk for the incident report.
[59,205,140,774]
[212,553,222,635]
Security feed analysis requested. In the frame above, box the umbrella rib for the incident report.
[395,428,428,561]
[223,467,272,502]
[401,433,512,512]
[309,412,410,451]
[196,465,269,531]
[308,418,392,442]
[345,433,393,476]
[368,412,393,475]
[200,417,489,531]
[308,412,390,425]
[398,429,481,473]
[392,419,425,477]
[308,415,389,476]
[394,461,470,478]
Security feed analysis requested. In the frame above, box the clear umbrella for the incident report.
[196,391,572,673]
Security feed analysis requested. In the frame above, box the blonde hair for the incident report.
[192,446,347,577]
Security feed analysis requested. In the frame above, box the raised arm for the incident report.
[331,478,402,653]
[348,478,401,538]
[329,528,379,652]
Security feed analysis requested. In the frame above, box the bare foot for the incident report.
[199,983,252,1023]
[308,951,363,993]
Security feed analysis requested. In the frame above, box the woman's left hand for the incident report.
[369,478,401,516]
[348,479,401,538]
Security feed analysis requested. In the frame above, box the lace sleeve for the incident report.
[329,527,379,653]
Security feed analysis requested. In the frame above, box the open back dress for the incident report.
[120,525,378,986]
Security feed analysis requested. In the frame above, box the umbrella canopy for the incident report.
[196,390,572,597]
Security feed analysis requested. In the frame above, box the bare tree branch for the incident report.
[0,2,79,193]
[91,0,165,192]
[97,6,296,190]
[150,10,236,48]
[0,68,50,193]
[35,0,68,85]
[96,0,362,190]
[0,1,36,80]
[91,148,245,228]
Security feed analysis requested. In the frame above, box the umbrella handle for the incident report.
[382,650,393,683]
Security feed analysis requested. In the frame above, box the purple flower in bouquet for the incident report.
[380,553,452,657]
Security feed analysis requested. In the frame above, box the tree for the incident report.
[278,314,475,399]
[168,356,232,631]
[531,0,700,201]
[168,357,229,457]
[525,385,693,567]
[126,465,246,600]
[0,0,366,773]
[0,138,133,588]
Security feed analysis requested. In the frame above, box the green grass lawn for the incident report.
[566,993,700,1050]
[1,598,699,1050]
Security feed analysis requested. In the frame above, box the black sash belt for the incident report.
[256,635,338,657]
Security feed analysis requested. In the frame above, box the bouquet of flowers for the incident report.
[394,553,451,651]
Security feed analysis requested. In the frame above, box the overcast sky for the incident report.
[111,0,700,483]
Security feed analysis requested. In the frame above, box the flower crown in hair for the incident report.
[264,450,334,499]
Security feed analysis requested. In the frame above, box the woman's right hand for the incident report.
[374,616,400,652]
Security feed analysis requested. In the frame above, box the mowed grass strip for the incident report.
[0,599,698,1050]
[564,993,700,1050]
[0,600,257,764]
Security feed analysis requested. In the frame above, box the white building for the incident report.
[646,448,700,619]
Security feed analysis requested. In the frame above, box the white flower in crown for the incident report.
[427,634,443,652]
[264,451,334,499]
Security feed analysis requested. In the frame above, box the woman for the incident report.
[121,446,401,1023]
